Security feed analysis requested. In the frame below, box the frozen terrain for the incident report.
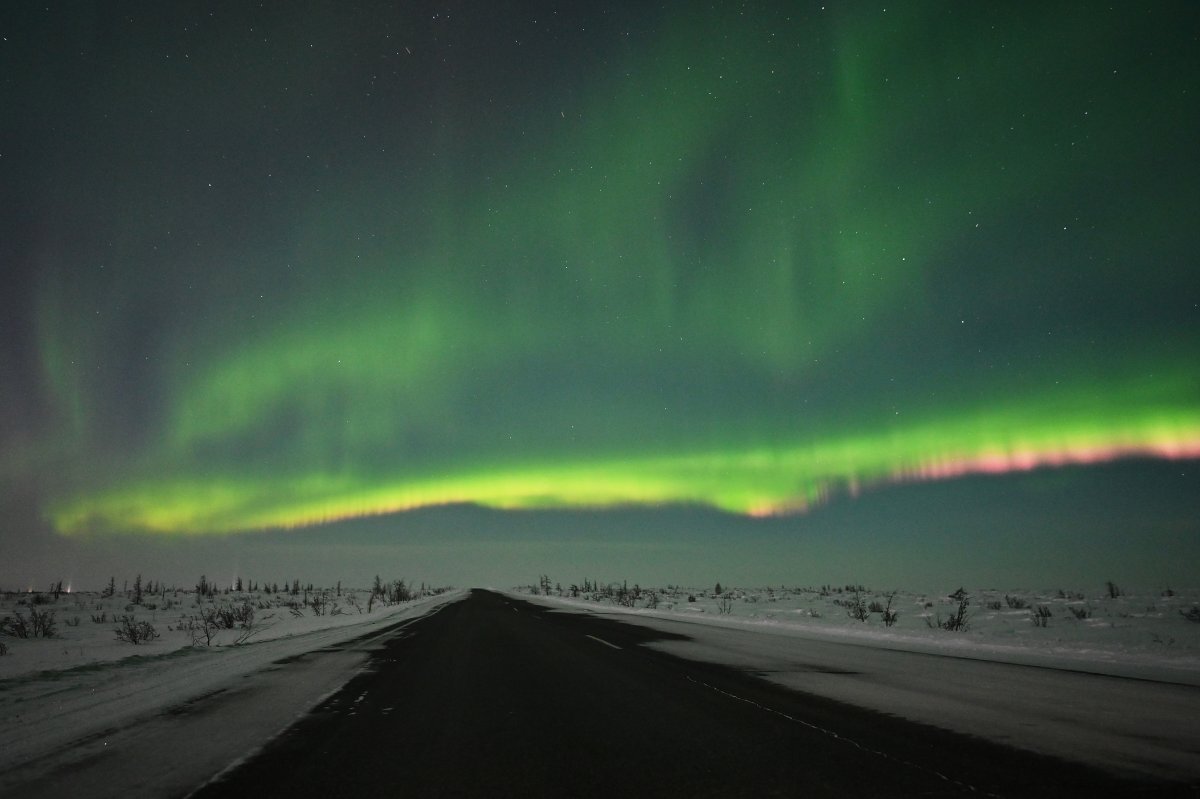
[0,585,463,794]
[3,580,1199,793]
[510,582,1200,681]
[511,583,1200,780]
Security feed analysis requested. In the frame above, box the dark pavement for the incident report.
[191,590,1193,798]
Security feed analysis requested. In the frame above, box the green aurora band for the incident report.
[24,5,1200,536]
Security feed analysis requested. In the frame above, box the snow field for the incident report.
[511,583,1200,681]
[511,585,1200,781]
[0,588,465,792]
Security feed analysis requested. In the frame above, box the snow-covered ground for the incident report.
[0,584,456,681]
[511,584,1200,780]
[512,583,1200,681]
[4,582,1199,790]
[0,586,465,795]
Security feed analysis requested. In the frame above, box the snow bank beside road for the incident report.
[510,585,1200,684]
[513,589,1200,780]
[0,590,465,795]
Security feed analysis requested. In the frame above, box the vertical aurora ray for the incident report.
[7,3,1198,538]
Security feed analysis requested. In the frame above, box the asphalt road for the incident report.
[191,590,1194,798]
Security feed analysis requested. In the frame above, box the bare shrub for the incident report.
[845,588,869,622]
[33,608,56,636]
[1004,595,1028,610]
[232,620,266,644]
[1031,605,1052,627]
[1068,606,1092,620]
[183,612,216,646]
[114,615,159,644]
[880,592,899,627]
[390,580,411,604]
[0,640,7,655]
[716,594,734,614]
[927,590,970,632]
[187,598,259,645]
[1,612,30,638]
[231,600,255,629]
[2,609,56,638]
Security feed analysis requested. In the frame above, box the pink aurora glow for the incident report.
[894,440,1200,483]
[745,438,1200,518]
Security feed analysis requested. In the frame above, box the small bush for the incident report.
[986,600,1002,611]
[1180,606,1200,624]
[0,640,7,655]
[182,614,214,646]
[1031,605,1052,628]
[91,612,108,624]
[1106,581,1122,599]
[114,615,158,644]
[927,592,970,632]
[1005,595,1028,610]
[35,609,56,633]
[1,609,56,638]
[1,613,28,638]
[65,616,81,627]
[845,589,869,622]
[880,592,899,628]
[1068,606,1092,620]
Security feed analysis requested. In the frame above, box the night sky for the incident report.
[2,2,1197,591]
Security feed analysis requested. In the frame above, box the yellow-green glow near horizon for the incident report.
[9,4,1200,539]
[51,378,1200,535]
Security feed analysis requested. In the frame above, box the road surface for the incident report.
[191,590,1193,797]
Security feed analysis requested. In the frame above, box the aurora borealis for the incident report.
[2,2,1198,588]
